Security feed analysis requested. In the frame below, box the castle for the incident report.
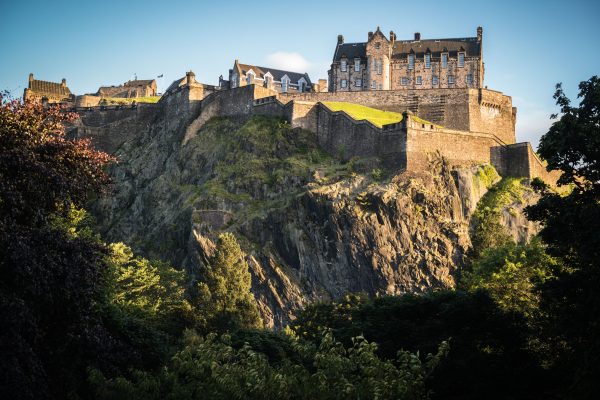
[29,26,558,184]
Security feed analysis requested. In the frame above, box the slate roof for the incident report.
[332,36,480,61]
[124,79,155,87]
[164,77,187,94]
[333,43,367,61]
[28,79,71,96]
[237,63,311,85]
[392,37,480,58]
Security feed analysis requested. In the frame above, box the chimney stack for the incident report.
[368,31,373,40]
[61,78,66,87]
[414,32,421,41]
[29,73,34,82]
[477,26,483,41]
[186,70,196,85]
[337,34,344,45]
[389,30,396,43]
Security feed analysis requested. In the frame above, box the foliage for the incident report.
[193,233,262,331]
[470,177,529,258]
[0,95,115,399]
[461,238,559,318]
[291,291,549,399]
[89,329,445,400]
[525,76,600,398]
[322,101,403,127]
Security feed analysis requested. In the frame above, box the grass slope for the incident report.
[100,96,161,105]
[322,102,403,127]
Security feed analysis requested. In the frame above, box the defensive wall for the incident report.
[69,82,557,184]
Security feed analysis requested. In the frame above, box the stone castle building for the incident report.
[328,27,483,92]
[96,79,157,98]
[23,73,75,104]
[224,60,313,93]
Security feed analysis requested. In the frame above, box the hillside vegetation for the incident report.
[322,101,403,127]
[99,96,161,105]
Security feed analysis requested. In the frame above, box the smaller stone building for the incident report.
[227,60,312,93]
[23,73,74,104]
[96,79,157,98]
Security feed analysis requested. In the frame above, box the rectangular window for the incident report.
[341,79,347,88]
[377,59,382,75]
[282,79,288,92]
[432,76,439,86]
[355,78,362,87]
[416,76,422,85]
[425,53,431,68]
[371,80,376,89]
[340,60,347,72]
[401,77,408,86]
[408,54,415,70]
[448,75,455,85]
[354,59,361,72]
[467,74,473,85]
[372,58,376,71]
[441,53,448,68]
[378,84,382,90]
[458,52,465,67]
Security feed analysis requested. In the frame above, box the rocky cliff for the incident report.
[84,112,539,328]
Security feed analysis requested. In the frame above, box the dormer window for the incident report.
[458,52,465,67]
[264,74,271,87]
[354,58,361,72]
[246,71,255,84]
[341,60,347,72]
[282,76,289,92]
[375,42,381,49]
[425,53,431,68]
[441,53,448,68]
[408,54,415,70]
[298,77,307,93]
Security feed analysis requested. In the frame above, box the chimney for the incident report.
[389,31,396,43]
[61,78,66,87]
[414,32,421,41]
[368,31,373,40]
[29,73,34,82]
[337,34,344,45]
[477,26,483,41]
[186,70,196,85]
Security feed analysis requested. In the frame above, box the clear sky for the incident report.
[1,0,598,146]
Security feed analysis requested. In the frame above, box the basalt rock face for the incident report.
[83,113,538,328]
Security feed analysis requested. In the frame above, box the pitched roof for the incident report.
[237,63,311,85]
[164,77,187,94]
[392,37,480,58]
[124,79,155,87]
[333,42,367,61]
[332,35,481,61]
[29,79,71,96]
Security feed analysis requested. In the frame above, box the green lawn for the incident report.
[322,102,403,127]
[100,96,161,105]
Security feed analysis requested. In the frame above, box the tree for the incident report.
[0,95,115,399]
[526,76,600,398]
[194,233,262,331]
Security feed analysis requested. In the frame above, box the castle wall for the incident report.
[315,104,406,169]
[468,88,516,144]
[500,143,561,185]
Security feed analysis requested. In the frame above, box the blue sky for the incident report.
[1,0,598,146]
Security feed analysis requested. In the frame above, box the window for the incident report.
[408,54,415,70]
[441,53,448,68]
[401,77,408,86]
[354,59,361,72]
[467,74,473,85]
[231,74,238,88]
[432,76,439,86]
[282,78,289,92]
[341,60,347,72]
[341,79,347,88]
[246,72,254,84]
[458,52,465,67]
[416,76,422,85]
[372,58,376,71]
[425,53,431,68]
[264,75,271,87]
[377,59,383,74]
[378,84,382,90]
[375,42,381,49]
[299,81,306,92]
[448,75,455,85]
[355,78,362,87]
[371,80,376,89]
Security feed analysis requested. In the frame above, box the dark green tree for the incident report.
[526,76,600,398]
[194,233,262,331]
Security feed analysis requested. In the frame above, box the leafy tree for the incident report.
[526,76,600,398]
[89,329,445,400]
[194,233,262,331]
[0,96,116,399]
[291,291,550,400]
[461,238,559,318]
